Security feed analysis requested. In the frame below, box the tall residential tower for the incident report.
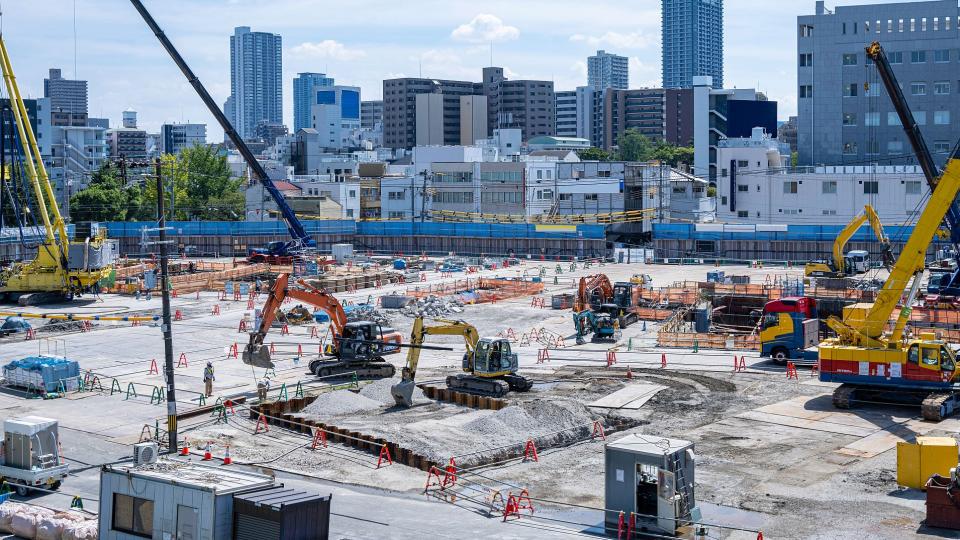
[228,26,283,140]
[293,72,334,132]
[588,50,629,90]
[662,0,724,89]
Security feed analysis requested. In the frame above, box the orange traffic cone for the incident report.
[626,366,633,379]
[202,443,212,461]
[180,437,190,456]
[222,446,232,465]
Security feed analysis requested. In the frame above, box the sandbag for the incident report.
[36,516,66,540]
[61,521,97,540]
[10,513,38,538]
[0,502,29,533]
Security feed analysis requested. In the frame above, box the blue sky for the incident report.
[7,0,899,139]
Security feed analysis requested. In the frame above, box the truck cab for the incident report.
[846,250,870,274]
[759,297,819,364]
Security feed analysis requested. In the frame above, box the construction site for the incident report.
[1,4,960,538]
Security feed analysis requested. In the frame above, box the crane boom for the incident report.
[128,0,315,248]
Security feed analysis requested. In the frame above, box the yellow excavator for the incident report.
[0,35,113,304]
[391,317,533,407]
[804,204,894,278]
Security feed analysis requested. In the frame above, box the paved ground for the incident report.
[0,259,956,538]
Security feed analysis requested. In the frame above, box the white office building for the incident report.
[160,123,207,155]
[716,129,927,225]
[310,85,361,151]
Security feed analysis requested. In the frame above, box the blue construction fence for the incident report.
[652,223,941,244]
[100,220,607,240]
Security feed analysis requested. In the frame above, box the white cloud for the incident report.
[451,14,519,43]
[289,40,366,61]
[569,31,653,50]
[629,57,660,88]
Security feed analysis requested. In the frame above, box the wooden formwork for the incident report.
[405,278,543,302]
[657,331,760,350]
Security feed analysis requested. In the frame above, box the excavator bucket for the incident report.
[241,345,275,369]
[390,380,416,408]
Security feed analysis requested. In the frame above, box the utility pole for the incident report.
[154,158,178,452]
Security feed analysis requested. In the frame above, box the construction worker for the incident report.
[203,362,215,397]
[257,377,271,402]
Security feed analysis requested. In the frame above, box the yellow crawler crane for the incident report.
[0,35,113,304]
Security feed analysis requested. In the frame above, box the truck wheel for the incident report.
[49,481,62,491]
[771,348,789,365]
[15,485,29,497]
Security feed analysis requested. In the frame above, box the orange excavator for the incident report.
[242,273,402,378]
[574,274,615,312]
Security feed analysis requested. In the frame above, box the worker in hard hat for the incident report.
[203,362,215,397]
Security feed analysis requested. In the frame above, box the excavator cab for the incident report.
[468,338,517,376]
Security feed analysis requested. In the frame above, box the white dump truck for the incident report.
[0,416,68,496]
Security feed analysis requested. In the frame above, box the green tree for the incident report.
[791,152,799,168]
[616,129,654,162]
[69,163,128,223]
[577,147,611,161]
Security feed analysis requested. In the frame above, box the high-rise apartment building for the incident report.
[360,100,384,130]
[604,88,694,150]
[228,26,282,140]
[555,90,579,138]
[662,0,724,89]
[43,68,87,115]
[161,123,207,155]
[588,50,629,90]
[293,72,334,132]
[797,0,960,167]
[383,67,554,150]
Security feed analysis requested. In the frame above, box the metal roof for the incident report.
[105,458,275,495]
[606,433,693,456]
[234,486,329,509]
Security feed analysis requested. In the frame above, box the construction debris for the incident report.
[345,304,392,325]
[399,296,464,318]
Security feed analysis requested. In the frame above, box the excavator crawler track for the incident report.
[446,374,510,398]
[832,384,856,409]
[311,359,396,380]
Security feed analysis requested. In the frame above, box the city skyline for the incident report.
[8,0,906,139]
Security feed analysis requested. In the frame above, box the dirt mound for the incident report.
[301,389,382,416]
[358,378,425,405]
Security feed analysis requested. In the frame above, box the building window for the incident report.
[799,24,814,37]
[799,85,813,98]
[822,181,837,194]
[799,53,813,67]
[934,17,940,31]
[584,193,598,201]
[822,209,837,215]
[888,140,904,153]
[842,112,857,126]
[348,190,356,198]
[864,181,879,194]
[864,112,880,126]
[935,49,951,63]
[559,193,572,201]
[888,112,902,126]
[906,181,922,194]
[783,181,798,194]
[864,83,881,97]
[536,170,543,179]
[387,191,405,200]
[934,111,951,125]
[388,211,405,219]
[911,50,927,63]
[736,160,749,168]
[843,83,858,97]
[911,82,927,95]
[842,22,847,34]
[889,51,903,64]
[737,210,749,218]
[842,53,858,66]
[914,111,927,125]
[934,81,951,95]
[887,19,893,32]
[947,17,952,31]
[346,209,354,217]
[866,140,880,155]
[112,494,154,538]
[899,18,904,32]
[934,141,951,153]
[865,20,871,33]
[910,18,916,31]
[843,142,858,155]
[921,17,927,31]
[737,184,749,192]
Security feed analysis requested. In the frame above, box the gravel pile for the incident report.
[399,296,464,318]
[300,389,382,416]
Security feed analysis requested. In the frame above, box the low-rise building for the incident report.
[716,128,926,224]
[161,123,207,155]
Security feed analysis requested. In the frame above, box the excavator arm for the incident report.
[392,317,480,406]
[832,211,869,275]
[243,273,347,367]
[574,274,614,312]
[863,204,895,269]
